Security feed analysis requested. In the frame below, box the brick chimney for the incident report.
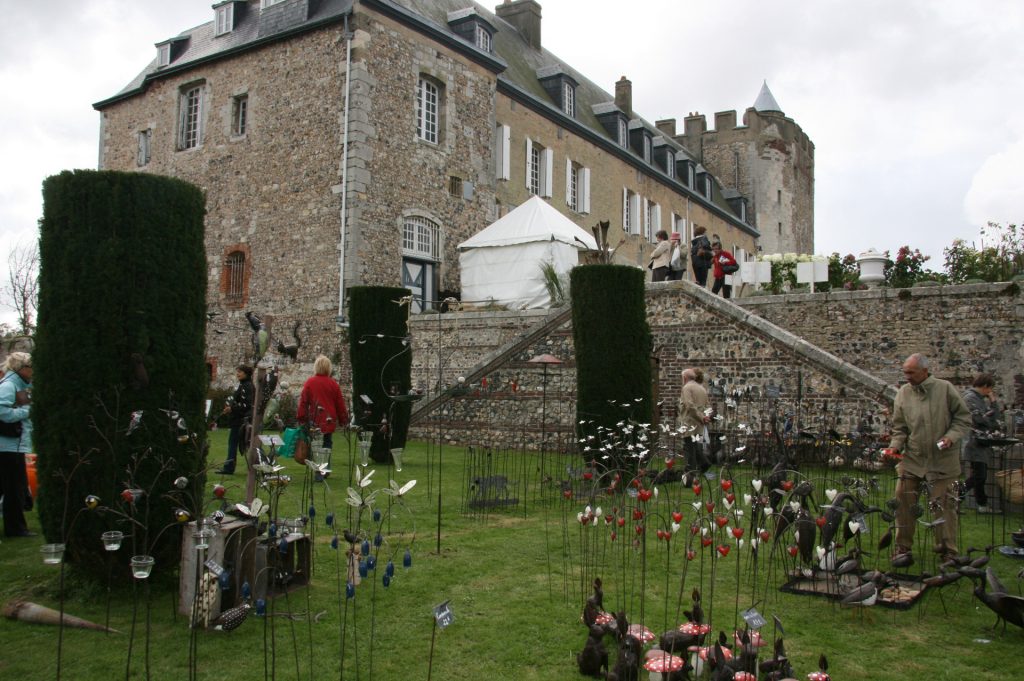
[496,0,542,50]
[615,76,632,117]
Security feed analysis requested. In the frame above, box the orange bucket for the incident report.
[25,453,38,498]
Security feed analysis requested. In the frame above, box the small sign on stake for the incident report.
[204,559,225,577]
[741,607,767,630]
[434,600,454,629]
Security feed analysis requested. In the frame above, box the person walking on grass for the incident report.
[885,353,971,566]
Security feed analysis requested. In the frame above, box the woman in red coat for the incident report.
[710,242,738,299]
[297,355,350,451]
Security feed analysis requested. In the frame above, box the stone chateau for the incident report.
[94,0,814,383]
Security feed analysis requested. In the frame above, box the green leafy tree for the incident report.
[35,170,208,580]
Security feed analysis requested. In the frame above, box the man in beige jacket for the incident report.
[886,353,971,565]
[679,368,711,477]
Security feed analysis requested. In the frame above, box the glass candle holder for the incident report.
[358,432,372,467]
[40,543,66,565]
[130,555,155,579]
[101,531,124,552]
[193,526,215,551]
[390,447,404,472]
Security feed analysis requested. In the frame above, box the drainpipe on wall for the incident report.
[337,14,354,326]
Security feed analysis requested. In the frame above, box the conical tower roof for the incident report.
[753,81,783,113]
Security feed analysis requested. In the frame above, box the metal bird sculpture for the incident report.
[973,568,1024,632]
[211,602,251,631]
[276,320,302,360]
[245,311,269,360]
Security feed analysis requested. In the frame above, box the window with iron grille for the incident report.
[224,251,246,305]
[137,129,151,167]
[178,85,203,150]
[402,216,440,261]
[232,94,248,136]
[416,77,439,144]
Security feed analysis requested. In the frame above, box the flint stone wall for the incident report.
[407,281,1023,450]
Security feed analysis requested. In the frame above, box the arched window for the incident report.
[401,216,441,313]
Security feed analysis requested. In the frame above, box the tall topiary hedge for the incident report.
[348,286,413,463]
[570,264,653,465]
[35,170,208,580]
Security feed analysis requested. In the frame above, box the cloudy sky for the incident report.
[2,0,1022,324]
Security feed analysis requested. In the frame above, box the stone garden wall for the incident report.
[407,281,1023,450]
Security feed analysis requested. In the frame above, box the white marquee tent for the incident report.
[457,196,598,309]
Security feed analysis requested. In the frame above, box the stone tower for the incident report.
[675,82,814,254]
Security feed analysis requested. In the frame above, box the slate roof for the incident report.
[95,0,754,233]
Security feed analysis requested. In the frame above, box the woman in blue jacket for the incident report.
[0,351,33,537]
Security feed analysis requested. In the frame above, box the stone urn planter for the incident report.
[856,248,887,287]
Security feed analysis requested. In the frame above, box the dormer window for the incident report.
[665,150,675,178]
[475,24,491,51]
[562,81,575,117]
[155,36,188,68]
[215,3,235,36]
[618,119,627,147]
[688,164,696,188]
[448,9,496,53]
[643,136,651,162]
[537,67,578,120]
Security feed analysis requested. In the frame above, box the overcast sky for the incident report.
[2,0,1022,325]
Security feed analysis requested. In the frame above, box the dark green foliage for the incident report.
[34,170,208,579]
[348,286,413,463]
[570,265,652,464]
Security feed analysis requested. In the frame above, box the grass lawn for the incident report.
[2,430,1023,680]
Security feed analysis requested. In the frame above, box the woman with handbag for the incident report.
[0,352,33,537]
[710,242,739,299]
[648,230,672,282]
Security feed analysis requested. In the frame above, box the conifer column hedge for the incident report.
[35,170,208,579]
[348,286,413,464]
[570,264,653,464]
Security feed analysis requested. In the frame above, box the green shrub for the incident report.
[34,170,208,581]
[570,264,652,467]
[348,286,413,463]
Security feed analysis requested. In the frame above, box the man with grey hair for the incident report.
[886,353,971,565]
[679,368,711,477]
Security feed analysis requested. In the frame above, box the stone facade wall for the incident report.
[679,108,814,255]
[736,282,1024,408]
[98,27,350,381]
[495,96,758,270]
[350,12,499,295]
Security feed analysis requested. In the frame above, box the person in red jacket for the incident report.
[710,242,738,299]
[297,355,350,451]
